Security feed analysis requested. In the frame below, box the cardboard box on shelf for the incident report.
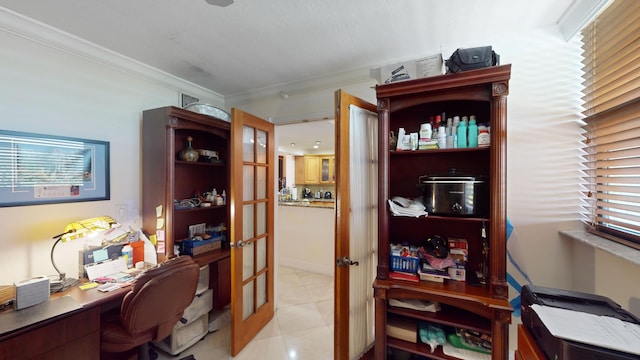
[447,238,468,281]
[387,315,418,343]
[370,53,444,84]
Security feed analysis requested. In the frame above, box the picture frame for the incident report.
[0,130,110,207]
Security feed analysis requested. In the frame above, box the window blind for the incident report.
[581,0,640,249]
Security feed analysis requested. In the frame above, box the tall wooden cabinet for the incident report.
[142,106,231,310]
[373,65,512,359]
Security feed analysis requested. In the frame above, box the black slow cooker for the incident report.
[417,168,488,216]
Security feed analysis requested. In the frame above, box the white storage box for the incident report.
[370,54,444,84]
[157,314,209,355]
[183,288,213,322]
[155,288,213,355]
[197,265,209,295]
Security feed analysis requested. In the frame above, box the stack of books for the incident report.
[418,262,451,283]
[389,270,419,282]
[447,238,468,281]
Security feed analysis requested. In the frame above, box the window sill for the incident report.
[560,229,640,267]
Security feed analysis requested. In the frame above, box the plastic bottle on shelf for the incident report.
[122,245,133,268]
[419,123,432,142]
[468,115,478,148]
[434,115,442,139]
[437,126,447,149]
[457,118,467,148]
[446,133,454,149]
[396,127,406,151]
[478,125,490,147]
[418,124,432,150]
[452,116,460,147]
[222,190,226,204]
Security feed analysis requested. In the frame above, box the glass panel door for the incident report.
[230,109,275,356]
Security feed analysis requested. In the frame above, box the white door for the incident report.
[334,90,378,359]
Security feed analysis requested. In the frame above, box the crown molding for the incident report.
[0,5,377,108]
[557,0,611,41]
[225,65,375,107]
[0,6,224,104]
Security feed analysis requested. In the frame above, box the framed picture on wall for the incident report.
[0,130,110,207]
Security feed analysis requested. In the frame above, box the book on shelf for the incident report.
[389,271,419,282]
[418,271,450,283]
[418,262,451,283]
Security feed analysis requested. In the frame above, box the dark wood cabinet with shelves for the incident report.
[142,106,231,311]
[373,65,512,359]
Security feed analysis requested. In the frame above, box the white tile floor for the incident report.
[156,266,335,360]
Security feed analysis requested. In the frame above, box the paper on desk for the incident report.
[138,230,158,265]
[105,227,128,241]
[531,304,640,355]
[86,258,128,281]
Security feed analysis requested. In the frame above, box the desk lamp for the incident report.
[50,216,119,293]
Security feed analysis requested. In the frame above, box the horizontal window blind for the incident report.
[581,0,640,249]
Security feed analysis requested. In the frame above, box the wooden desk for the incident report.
[0,285,128,360]
[193,249,231,310]
[0,250,231,360]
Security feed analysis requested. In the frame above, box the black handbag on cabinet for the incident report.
[445,46,500,74]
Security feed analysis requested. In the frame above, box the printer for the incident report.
[521,285,640,360]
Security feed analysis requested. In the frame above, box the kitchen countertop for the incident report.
[278,199,335,209]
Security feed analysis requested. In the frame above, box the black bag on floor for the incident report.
[445,46,499,74]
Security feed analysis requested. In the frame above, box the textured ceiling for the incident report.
[0,0,574,155]
[0,0,572,98]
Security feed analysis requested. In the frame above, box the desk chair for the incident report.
[100,256,200,360]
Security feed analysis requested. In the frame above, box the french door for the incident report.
[229,108,275,356]
[334,90,378,359]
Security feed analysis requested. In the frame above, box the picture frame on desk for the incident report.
[0,130,110,207]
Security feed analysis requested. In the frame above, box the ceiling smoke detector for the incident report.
[205,0,234,7]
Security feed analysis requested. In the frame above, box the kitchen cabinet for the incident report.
[305,156,320,184]
[141,106,231,311]
[320,156,335,183]
[294,156,305,184]
[373,65,512,359]
[294,155,335,184]
[294,155,319,184]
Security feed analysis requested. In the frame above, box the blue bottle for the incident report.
[457,118,467,148]
[468,116,478,148]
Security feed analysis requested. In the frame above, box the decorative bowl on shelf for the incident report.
[183,102,230,122]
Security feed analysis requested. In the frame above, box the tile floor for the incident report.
[156,266,335,360]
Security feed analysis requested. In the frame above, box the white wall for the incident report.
[0,11,223,284]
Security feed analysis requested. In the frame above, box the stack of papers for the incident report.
[388,197,428,218]
[532,304,640,355]
[389,298,440,312]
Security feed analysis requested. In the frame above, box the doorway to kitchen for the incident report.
[276,118,336,276]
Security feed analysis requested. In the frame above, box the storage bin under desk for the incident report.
[156,288,212,355]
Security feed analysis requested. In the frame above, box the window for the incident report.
[581,0,640,250]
